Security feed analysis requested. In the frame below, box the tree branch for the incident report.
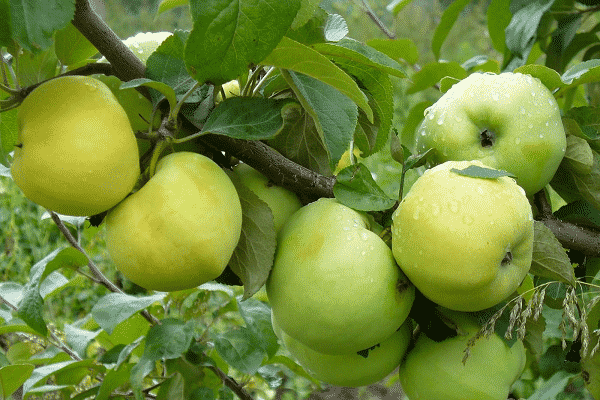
[534,191,600,257]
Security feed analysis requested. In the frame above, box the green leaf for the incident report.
[527,371,577,400]
[22,359,101,396]
[91,293,165,335]
[284,70,358,169]
[54,23,98,66]
[332,59,394,156]
[572,150,600,210]
[14,45,58,87]
[285,7,329,46]
[157,0,188,15]
[185,0,301,85]
[431,0,471,60]
[0,83,18,167]
[513,64,564,92]
[386,0,414,16]
[561,59,600,86]
[291,0,321,30]
[401,101,432,152]
[156,372,185,400]
[366,38,419,65]
[40,247,88,283]
[8,0,74,52]
[312,38,406,78]
[487,0,512,54]
[505,0,554,59]
[555,200,600,229]
[563,134,594,175]
[0,0,11,48]
[406,61,467,94]
[64,324,101,359]
[94,363,132,400]
[450,165,516,179]
[529,221,575,286]
[565,107,600,151]
[237,298,279,359]
[261,36,373,121]
[334,163,396,212]
[225,172,277,300]
[120,78,178,115]
[212,327,266,375]
[200,98,299,140]
[0,364,34,400]
[267,106,331,176]
[146,30,201,104]
[131,319,194,389]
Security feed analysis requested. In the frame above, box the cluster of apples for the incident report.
[265,72,567,396]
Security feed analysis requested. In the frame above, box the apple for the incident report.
[215,80,241,104]
[232,163,302,233]
[272,312,413,387]
[391,160,534,312]
[98,31,173,64]
[415,71,566,196]
[11,76,140,216]
[399,308,526,400]
[266,197,415,355]
[105,152,242,292]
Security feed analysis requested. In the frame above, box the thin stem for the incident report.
[48,211,160,326]
[360,0,396,39]
[252,66,276,96]
[170,81,201,120]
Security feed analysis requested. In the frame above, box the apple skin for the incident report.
[105,152,242,292]
[391,160,534,312]
[415,72,566,196]
[266,197,415,355]
[272,312,413,387]
[11,76,140,216]
[215,80,241,104]
[399,309,526,400]
[232,163,302,233]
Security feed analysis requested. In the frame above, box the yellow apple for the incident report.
[105,152,242,292]
[11,76,140,216]
[391,160,534,312]
[272,312,412,387]
[266,197,415,355]
[232,163,302,233]
[399,309,526,400]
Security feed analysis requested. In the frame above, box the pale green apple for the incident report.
[232,163,302,233]
[215,80,241,104]
[415,72,566,196]
[11,76,140,216]
[391,160,534,312]
[267,197,415,355]
[105,152,242,292]
[272,312,412,387]
[399,308,526,400]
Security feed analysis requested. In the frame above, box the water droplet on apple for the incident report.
[369,245,374,251]
[428,112,435,121]
[531,91,536,97]
[84,82,98,92]
[539,134,544,139]
[454,116,462,122]
[528,124,533,129]
[520,107,526,115]
[490,220,495,225]
[413,207,420,220]
[361,250,367,256]
[492,92,499,101]
[342,226,350,231]
[335,214,343,221]
[361,232,370,241]
[515,138,521,144]
[132,43,140,49]
[462,215,474,225]
[347,235,353,241]
[545,121,549,127]
[419,250,423,256]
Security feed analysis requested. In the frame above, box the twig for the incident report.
[206,365,255,400]
[49,211,160,326]
[360,0,396,39]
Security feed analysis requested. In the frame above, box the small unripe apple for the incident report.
[11,76,140,216]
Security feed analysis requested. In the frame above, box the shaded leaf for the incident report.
[451,165,516,179]
[406,61,467,94]
[366,38,418,65]
[530,221,575,286]
[238,298,279,359]
[334,163,396,212]
[431,0,471,60]
[91,292,165,335]
[213,327,265,375]
[0,364,34,400]
[54,23,97,66]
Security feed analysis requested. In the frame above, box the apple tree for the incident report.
[0,0,600,399]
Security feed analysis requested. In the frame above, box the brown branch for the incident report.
[534,191,600,257]
[206,365,255,400]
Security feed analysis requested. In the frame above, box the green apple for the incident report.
[266,197,415,355]
[105,152,242,292]
[98,31,173,64]
[232,163,302,233]
[215,80,241,104]
[399,308,526,400]
[11,76,140,216]
[415,72,566,196]
[272,312,413,387]
[391,160,534,312]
